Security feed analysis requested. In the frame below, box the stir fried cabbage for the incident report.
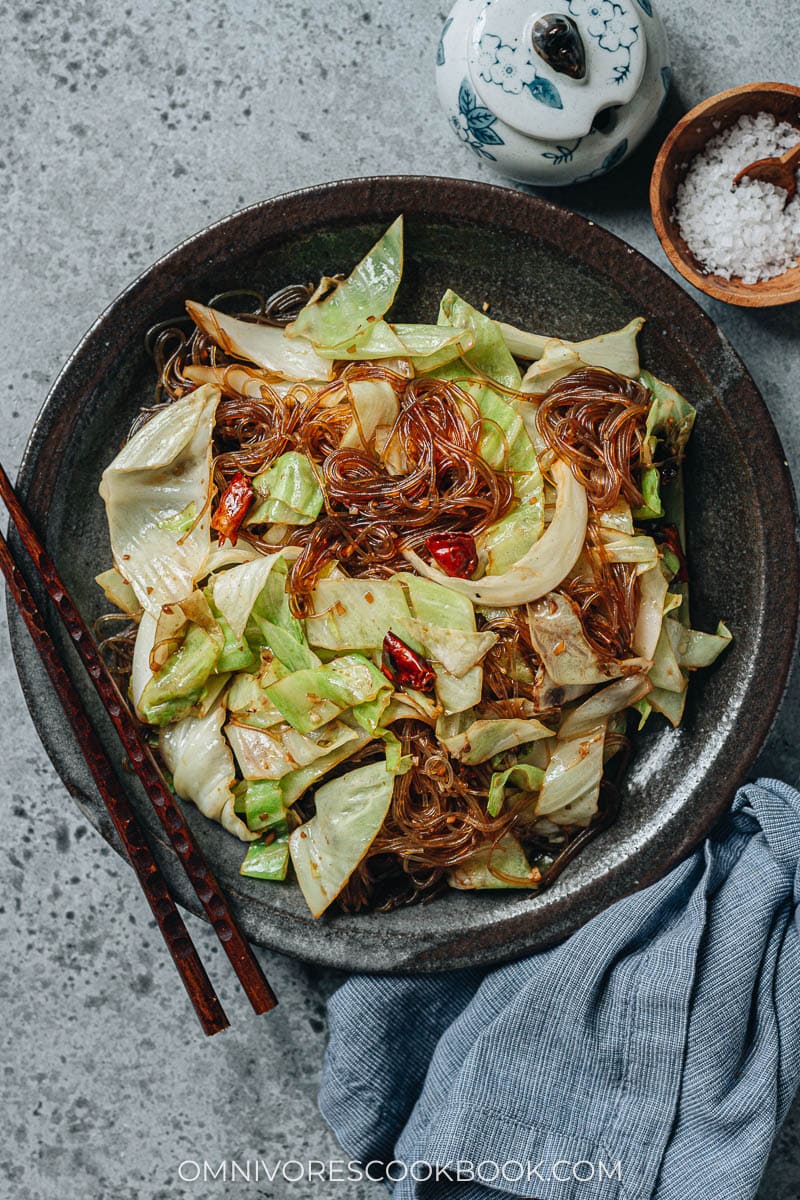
[99,384,220,616]
[97,218,731,917]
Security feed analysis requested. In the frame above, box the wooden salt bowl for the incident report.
[650,82,800,307]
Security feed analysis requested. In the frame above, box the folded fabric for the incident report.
[320,778,800,1200]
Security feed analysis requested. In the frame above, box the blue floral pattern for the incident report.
[528,75,564,110]
[600,137,629,172]
[452,79,504,161]
[542,139,583,166]
[541,128,629,173]
[436,17,452,68]
[567,0,640,84]
[572,136,630,182]
[477,33,563,109]
[477,33,536,94]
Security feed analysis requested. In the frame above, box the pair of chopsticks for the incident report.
[0,463,276,1035]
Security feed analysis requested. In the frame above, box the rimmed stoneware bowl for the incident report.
[650,81,800,306]
[8,176,799,973]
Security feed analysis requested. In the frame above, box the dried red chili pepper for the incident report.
[424,532,478,578]
[211,471,255,546]
[381,631,436,692]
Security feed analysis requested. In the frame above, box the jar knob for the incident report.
[531,13,586,81]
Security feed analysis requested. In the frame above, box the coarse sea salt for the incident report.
[673,112,800,284]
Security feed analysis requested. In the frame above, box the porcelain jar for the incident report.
[436,0,670,186]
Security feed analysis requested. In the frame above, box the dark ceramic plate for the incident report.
[9,177,799,973]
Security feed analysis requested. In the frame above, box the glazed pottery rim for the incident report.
[8,174,799,973]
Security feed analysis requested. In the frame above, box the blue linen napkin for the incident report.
[320,778,800,1199]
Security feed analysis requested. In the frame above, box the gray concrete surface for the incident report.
[0,1,798,1196]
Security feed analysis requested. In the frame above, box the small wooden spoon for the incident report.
[732,141,800,205]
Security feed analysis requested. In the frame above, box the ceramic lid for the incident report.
[467,0,647,140]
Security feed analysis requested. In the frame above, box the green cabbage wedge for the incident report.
[289,758,396,916]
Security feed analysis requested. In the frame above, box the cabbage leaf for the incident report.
[313,321,470,362]
[527,593,631,686]
[158,701,255,842]
[633,562,669,661]
[305,577,411,650]
[404,460,587,609]
[675,620,732,669]
[240,834,290,881]
[558,675,652,738]
[211,553,291,641]
[536,726,605,826]
[227,671,284,730]
[648,686,687,728]
[339,380,399,454]
[95,567,141,616]
[211,553,317,673]
[184,361,290,399]
[226,718,362,780]
[136,592,224,725]
[99,384,220,616]
[448,834,536,890]
[520,318,644,395]
[437,290,522,389]
[394,617,497,677]
[650,618,687,693]
[247,452,324,527]
[280,728,375,808]
[186,301,334,381]
[289,758,396,916]
[287,216,403,350]
[138,622,223,726]
[600,534,658,566]
[487,763,545,817]
[641,371,696,459]
[398,572,483,713]
[264,653,390,733]
[443,717,553,765]
[236,778,287,835]
[456,384,545,576]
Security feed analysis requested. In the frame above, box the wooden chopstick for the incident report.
[0,526,229,1035]
[0,464,277,1018]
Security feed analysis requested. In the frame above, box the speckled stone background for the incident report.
[1,1,799,1197]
